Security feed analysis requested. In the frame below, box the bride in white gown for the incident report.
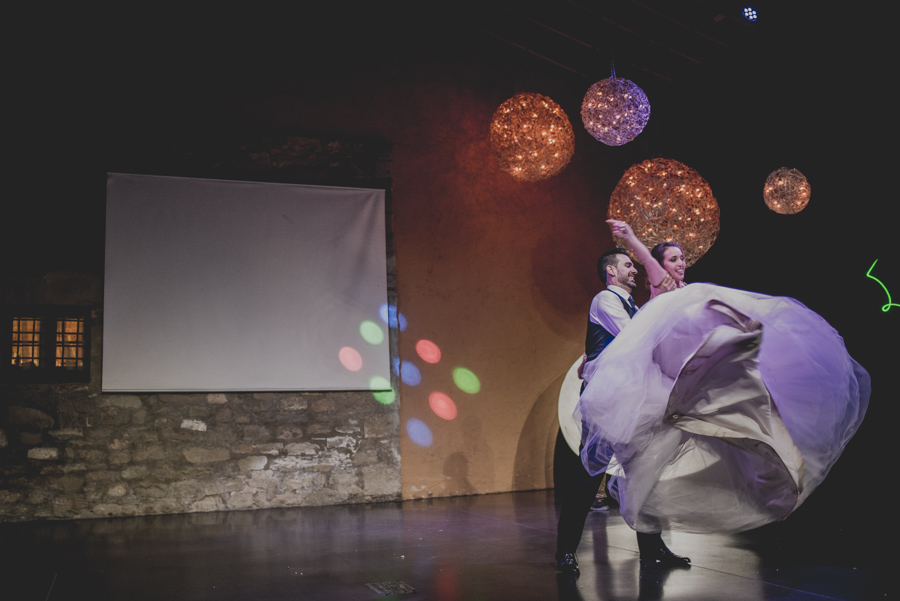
[576,221,870,534]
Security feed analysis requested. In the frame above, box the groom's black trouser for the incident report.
[556,444,606,554]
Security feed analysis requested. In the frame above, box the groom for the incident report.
[555,248,690,575]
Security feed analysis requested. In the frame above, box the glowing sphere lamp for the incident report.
[608,158,720,267]
[581,77,651,146]
[490,92,575,182]
[764,167,811,214]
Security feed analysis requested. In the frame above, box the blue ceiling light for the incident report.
[742,6,759,21]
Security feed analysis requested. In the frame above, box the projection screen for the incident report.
[103,173,390,392]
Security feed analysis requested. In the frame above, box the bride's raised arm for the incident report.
[606,219,673,292]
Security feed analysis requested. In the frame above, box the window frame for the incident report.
[1,305,92,384]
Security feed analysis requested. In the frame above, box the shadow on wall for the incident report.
[512,369,568,491]
[530,229,600,340]
[443,452,474,495]
[435,414,497,496]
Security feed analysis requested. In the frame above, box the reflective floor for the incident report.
[2,489,885,601]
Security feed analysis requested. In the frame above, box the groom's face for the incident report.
[612,254,637,291]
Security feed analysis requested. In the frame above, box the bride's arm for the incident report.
[606,219,671,289]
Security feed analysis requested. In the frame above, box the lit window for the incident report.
[12,317,42,368]
[56,317,86,369]
[3,306,91,383]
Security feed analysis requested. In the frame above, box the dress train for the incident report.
[576,284,869,534]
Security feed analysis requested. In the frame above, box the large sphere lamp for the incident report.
[608,158,720,267]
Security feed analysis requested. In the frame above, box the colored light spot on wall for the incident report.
[452,367,481,394]
[369,375,395,404]
[338,346,363,371]
[415,339,442,364]
[379,303,408,331]
[428,392,458,420]
[406,418,433,447]
[359,320,385,345]
[400,361,422,386]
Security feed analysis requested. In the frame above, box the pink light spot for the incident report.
[429,392,457,420]
[416,339,442,364]
[338,347,363,371]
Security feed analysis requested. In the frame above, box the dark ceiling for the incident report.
[475,0,772,87]
[4,1,891,279]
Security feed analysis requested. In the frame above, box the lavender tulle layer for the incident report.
[577,284,870,534]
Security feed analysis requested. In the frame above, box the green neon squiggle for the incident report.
[865,260,899,312]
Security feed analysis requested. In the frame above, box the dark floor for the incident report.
[1,489,885,601]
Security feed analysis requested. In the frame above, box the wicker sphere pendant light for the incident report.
[581,77,650,146]
[763,167,811,214]
[608,158,719,267]
[490,92,575,182]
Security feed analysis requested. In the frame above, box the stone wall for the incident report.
[1,373,400,521]
[0,135,401,522]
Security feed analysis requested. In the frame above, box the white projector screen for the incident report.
[103,173,391,392]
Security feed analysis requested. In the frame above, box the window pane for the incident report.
[56,317,86,369]
[12,317,41,368]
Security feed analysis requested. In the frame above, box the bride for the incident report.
[576,220,871,534]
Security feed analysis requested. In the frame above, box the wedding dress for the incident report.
[576,283,870,533]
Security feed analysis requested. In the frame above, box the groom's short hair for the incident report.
[598,248,630,285]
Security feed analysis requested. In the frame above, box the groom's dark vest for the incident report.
[584,290,637,362]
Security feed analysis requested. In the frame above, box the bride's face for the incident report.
[662,246,686,282]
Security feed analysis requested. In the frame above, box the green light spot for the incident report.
[866,260,899,312]
[360,321,385,345]
[452,367,481,394]
[369,375,395,404]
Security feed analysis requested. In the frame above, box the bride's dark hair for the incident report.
[650,241,683,266]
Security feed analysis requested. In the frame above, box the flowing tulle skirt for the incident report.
[577,284,869,534]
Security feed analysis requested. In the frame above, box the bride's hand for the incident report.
[606,219,633,239]
[654,274,677,293]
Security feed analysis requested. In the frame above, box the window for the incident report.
[11,317,42,368]
[55,316,87,370]
[3,306,91,383]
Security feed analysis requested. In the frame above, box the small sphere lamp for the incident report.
[764,167,811,214]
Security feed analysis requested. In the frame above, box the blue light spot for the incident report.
[406,418,433,447]
[400,361,422,386]
[742,6,758,21]
[379,303,408,331]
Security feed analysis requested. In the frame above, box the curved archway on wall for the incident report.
[512,369,569,492]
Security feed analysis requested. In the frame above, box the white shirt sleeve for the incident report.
[589,289,632,337]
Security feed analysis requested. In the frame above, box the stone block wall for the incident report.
[1,376,400,521]
[0,135,401,522]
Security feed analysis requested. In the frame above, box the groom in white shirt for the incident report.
[556,248,690,575]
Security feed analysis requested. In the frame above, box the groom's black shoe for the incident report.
[637,533,691,569]
[639,545,691,568]
[555,551,580,574]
